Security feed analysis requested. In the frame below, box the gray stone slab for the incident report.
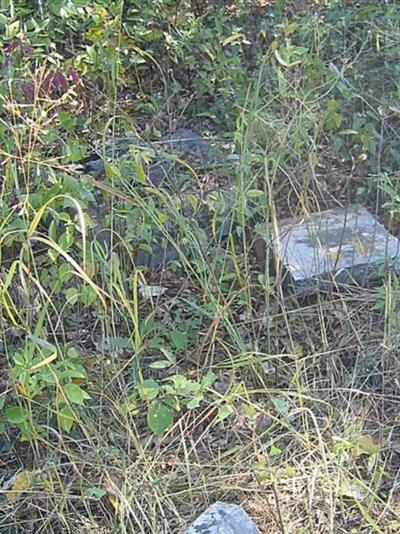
[185,502,259,534]
[271,205,400,293]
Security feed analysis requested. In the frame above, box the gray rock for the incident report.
[269,205,400,294]
[184,502,259,534]
[165,128,211,158]
[78,128,211,184]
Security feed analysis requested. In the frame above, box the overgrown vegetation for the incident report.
[1,1,400,532]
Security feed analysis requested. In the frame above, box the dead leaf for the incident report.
[4,470,36,502]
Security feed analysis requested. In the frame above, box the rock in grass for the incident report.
[184,502,259,534]
[269,205,400,294]
[78,128,211,185]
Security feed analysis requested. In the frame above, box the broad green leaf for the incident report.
[105,163,120,179]
[58,404,75,432]
[63,383,90,405]
[168,375,200,396]
[170,330,188,350]
[246,189,264,198]
[149,360,173,369]
[147,402,173,435]
[282,464,297,477]
[81,285,97,306]
[65,287,79,305]
[138,379,160,401]
[119,395,138,415]
[339,129,358,135]
[5,406,29,424]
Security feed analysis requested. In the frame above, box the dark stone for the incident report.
[77,128,211,185]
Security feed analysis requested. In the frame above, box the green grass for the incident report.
[1,1,400,533]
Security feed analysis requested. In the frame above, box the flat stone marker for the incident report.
[185,502,259,534]
[271,205,400,294]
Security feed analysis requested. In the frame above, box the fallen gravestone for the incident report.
[184,502,259,534]
[270,205,400,294]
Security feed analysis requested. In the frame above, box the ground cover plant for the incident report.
[1,1,400,532]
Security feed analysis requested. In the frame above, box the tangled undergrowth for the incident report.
[1,1,400,532]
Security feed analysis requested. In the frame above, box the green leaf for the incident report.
[27,335,56,353]
[186,395,203,409]
[167,375,200,396]
[355,435,380,456]
[6,20,20,38]
[282,464,297,477]
[5,406,29,424]
[216,404,234,424]
[105,163,120,179]
[147,402,173,435]
[81,285,97,306]
[59,229,74,251]
[66,287,80,305]
[269,445,282,458]
[58,111,77,133]
[274,46,307,68]
[170,330,188,350]
[149,360,173,369]
[137,379,160,401]
[270,396,289,417]
[83,486,107,499]
[201,371,216,389]
[246,189,264,198]
[134,162,147,184]
[63,383,90,405]
[58,404,75,432]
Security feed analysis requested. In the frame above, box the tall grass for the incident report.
[1,2,400,533]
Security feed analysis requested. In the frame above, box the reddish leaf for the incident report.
[53,72,69,93]
[19,82,36,101]
[69,68,80,85]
